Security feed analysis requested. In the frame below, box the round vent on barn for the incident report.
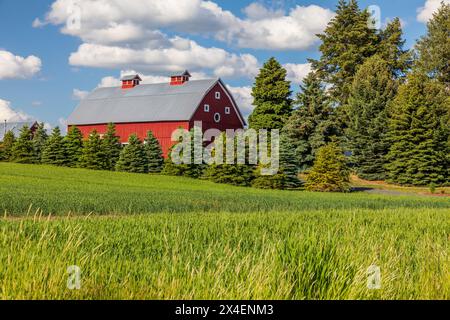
[214,113,221,123]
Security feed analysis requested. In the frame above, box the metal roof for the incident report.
[121,74,142,81]
[67,79,221,125]
[0,121,36,141]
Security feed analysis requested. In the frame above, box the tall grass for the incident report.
[0,210,448,300]
[0,163,448,216]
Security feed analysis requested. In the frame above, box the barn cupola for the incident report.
[121,74,142,89]
[170,70,191,86]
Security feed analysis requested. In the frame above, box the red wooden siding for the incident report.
[190,82,244,134]
[71,121,189,157]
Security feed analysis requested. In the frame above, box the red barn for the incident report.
[67,71,246,156]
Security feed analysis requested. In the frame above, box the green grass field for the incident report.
[0,163,449,299]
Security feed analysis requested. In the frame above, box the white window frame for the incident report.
[215,91,221,100]
[214,113,221,123]
[204,104,210,112]
[225,107,231,115]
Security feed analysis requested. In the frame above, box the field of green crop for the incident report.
[0,163,449,299]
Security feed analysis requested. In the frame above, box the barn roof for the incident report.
[0,121,37,141]
[67,78,228,125]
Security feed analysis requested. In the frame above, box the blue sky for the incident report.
[0,0,444,130]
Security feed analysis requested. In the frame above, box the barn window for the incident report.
[215,92,221,100]
[214,113,221,123]
[204,104,210,112]
[225,107,231,115]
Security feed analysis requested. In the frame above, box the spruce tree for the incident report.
[41,127,67,166]
[32,123,48,163]
[305,142,351,192]
[79,130,107,170]
[0,131,15,161]
[282,71,340,171]
[144,130,164,173]
[116,134,148,174]
[64,126,84,167]
[102,123,122,170]
[415,3,450,87]
[252,133,302,189]
[248,57,292,130]
[386,72,449,186]
[378,17,412,80]
[203,133,255,187]
[311,0,379,108]
[347,55,397,180]
[11,125,35,164]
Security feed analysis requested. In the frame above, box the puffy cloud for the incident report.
[0,50,42,80]
[72,89,89,100]
[0,99,33,122]
[417,0,449,23]
[284,63,312,84]
[69,42,259,78]
[226,85,254,117]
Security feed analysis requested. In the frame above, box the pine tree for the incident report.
[41,127,67,166]
[0,131,15,161]
[162,129,205,178]
[248,57,292,130]
[203,133,255,187]
[79,130,107,170]
[305,142,351,192]
[347,55,397,180]
[378,18,412,80]
[144,130,164,173]
[415,3,450,87]
[386,72,449,186]
[11,125,35,164]
[102,123,122,170]
[64,126,84,167]
[116,134,148,174]
[282,71,340,171]
[252,133,302,189]
[311,0,379,108]
[32,123,48,163]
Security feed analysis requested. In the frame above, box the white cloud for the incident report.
[227,85,254,117]
[417,0,449,23]
[72,89,89,100]
[0,50,42,80]
[0,99,33,122]
[284,63,312,84]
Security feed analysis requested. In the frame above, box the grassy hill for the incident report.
[0,163,448,299]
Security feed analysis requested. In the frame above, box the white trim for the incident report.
[204,104,210,112]
[225,107,231,115]
[216,80,246,127]
[215,91,221,100]
[214,113,221,123]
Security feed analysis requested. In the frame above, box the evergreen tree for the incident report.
[311,0,379,108]
[252,133,302,189]
[41,127,67,166]
[386,72,449,186]
[102,123,122,170]
[64,126,84,167]
[283,71,340,171]
[248,57,292,130]
[347,55,397,180]
[162,129,205,178]
[378,17,412,80]
[0,131,15,161]
[79,130,107,170]
[305,142,351,192]
[203,133,255,187]
[415,3,450,87]
[144,130,164,173]
[11,125,35,164]
[32,123,48,163]
[116,134,148,174]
